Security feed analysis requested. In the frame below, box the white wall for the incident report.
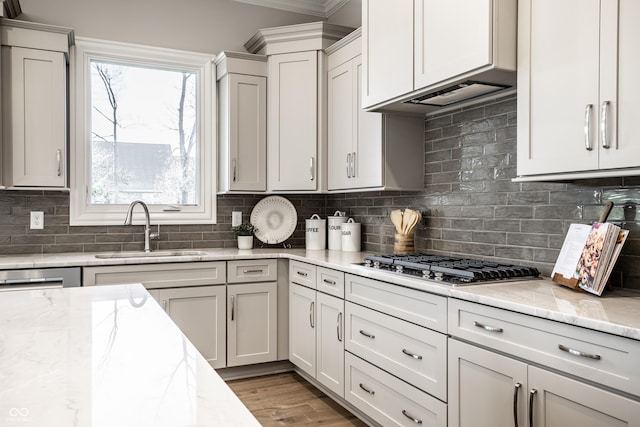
[18,0,361,54]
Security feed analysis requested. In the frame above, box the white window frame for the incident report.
[70,37,216,225]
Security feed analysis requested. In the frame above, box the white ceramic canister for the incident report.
[327,211,347,250]
[305,213,326,250]
[341,218,361,252]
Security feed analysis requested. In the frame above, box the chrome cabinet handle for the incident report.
[584,104,593,151]
[513,383,521,427]
[346,153,351,178]
[337,312,343,342]
[402,409,423,424]
[351,151,356,178]
[231,295,235,321]
[232,158,237,181]
[528,389,537,427]
[558,344,601,360]
[56,149,62,176]
[309,301,315,328]
[402,348,423,360]
[601,101,610,149]
[309,157,315,181]
[474,320,504,333]
[297,271,308,277]
[243,269,263,274]
[359,383,375,395]
[322,279,336,285]
[359,330,375,339]
[162,300,167,311]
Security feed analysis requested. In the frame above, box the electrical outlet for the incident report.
[231,211,242,227]
[30,211,44,229]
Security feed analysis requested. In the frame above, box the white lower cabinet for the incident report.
[449,339,640,427]
[226,282,278,367]
[345,352,447,427]
[289,260,345,398]
[150,286,226,369]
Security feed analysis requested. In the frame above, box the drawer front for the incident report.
[289,260,316,289]
[345,274,447,333]
[345,302,447,400]
[83,262,226,288]
[449,298,640,396]
[227,259,277,283]
[345,352,447,427]
[316,266,345,298]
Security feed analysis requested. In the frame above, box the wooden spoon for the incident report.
[390,209,403,234]
[598,201,614,223]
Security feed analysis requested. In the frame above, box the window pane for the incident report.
[89,60,199,205]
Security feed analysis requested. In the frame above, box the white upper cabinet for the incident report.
[1,19,73,189]
[362,0,516,114]
[327,29,424,192]
[245,22,354,193]
[517,0,640,180]
[216,51,267,193]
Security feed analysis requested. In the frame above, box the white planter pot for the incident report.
[237,235,253,250]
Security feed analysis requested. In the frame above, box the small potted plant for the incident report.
[232,222,255,249]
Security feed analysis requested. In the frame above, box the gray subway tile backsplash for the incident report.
[0,93,638,288]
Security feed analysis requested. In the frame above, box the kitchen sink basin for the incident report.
[95,250,209,259]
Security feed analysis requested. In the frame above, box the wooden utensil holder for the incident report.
[394,233,414,254]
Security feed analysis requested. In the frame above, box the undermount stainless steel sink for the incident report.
[95,250,209,259]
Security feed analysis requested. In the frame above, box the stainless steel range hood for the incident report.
[405,80,510,107]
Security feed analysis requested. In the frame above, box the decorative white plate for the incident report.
[250,196,298,244]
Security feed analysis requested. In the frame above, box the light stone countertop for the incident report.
[2,248,640,340]
[0,283,260,427]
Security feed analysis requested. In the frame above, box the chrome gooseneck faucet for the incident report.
[124,200,159,252]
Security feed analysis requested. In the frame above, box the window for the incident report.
[70,38,216,225]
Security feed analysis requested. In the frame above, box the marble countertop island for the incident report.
[0,284,260,427]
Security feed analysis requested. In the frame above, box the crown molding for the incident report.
[232,0,350,18]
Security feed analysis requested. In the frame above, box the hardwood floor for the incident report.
[227,372,368,426]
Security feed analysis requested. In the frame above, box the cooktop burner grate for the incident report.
[362,253,540,285]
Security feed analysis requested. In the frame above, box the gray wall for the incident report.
[18,0,362,54]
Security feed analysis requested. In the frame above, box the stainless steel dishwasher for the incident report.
[0,267,81,291]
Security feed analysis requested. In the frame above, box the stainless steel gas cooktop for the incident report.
[359,253,540,286]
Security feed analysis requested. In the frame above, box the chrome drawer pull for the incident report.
[528,389,537,427]
[359,330,375,339]
[323,278,336,285]
[513,383,521,427]
[473,321,504,333]
[558,344,601,360]
[584,103,593,151]
[56,149,62,176]
[359,383,375,395]
[601,101,610,149]
[402,409,423,424]
[337,312,343,342]
[309,301,315,328]
[297,271,308,277]
[243,269,263,274]
[402,349,423,360]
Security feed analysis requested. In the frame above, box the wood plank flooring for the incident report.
[227,372,368,426]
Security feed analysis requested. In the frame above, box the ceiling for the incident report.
[231,0,351,18]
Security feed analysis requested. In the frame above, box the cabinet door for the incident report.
[361,0,414,109]
[3,46,66,187]
[353,56,383,189]
[600,0,640,170]
[414,0,492,89]
[448,339,528,427]
[154,286,226,369]
[227,282,277,367]
[221,73,266,192]
[316,292,344,397]
[289,283,316,376]
[327,59,354,190]
[528,365,640,427]
[267,51,318,191]
[517,0,600,176]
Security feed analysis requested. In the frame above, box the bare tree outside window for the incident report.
[90,60,198,206]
